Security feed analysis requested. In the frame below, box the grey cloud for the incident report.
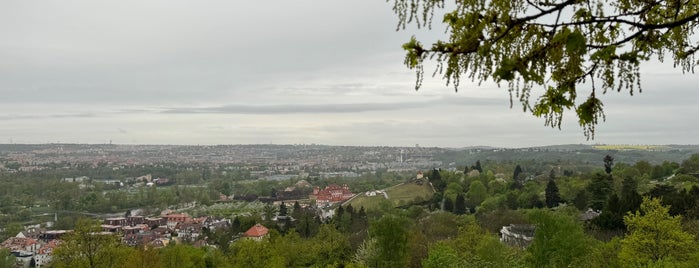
[0,113,95,121]
[1,0,697,146]
[161,102,426,115]
[160,96,503,115]
[0,1,412,105]
[50,113,95,119]
[0,114,41,121]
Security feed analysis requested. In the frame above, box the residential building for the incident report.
[500,224,535,248]
[34,240,60,267]
[311,184,355,205]
[242,224,269,241]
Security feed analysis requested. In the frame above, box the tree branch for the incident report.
[491,0,577,44]
[587,30,646,49]
[525,0,545,13]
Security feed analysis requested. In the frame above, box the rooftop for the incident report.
[243,223,269,238]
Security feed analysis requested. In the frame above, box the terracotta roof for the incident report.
[315,184,354,203]
[38,240,60,254]
[243,224,269,238]
[1,237,38,251]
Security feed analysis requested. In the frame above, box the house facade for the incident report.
[500,224,535,248]
[34,239,60,267]
[242,224,269,241]
[311,184,355,205]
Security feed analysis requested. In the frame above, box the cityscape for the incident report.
[1,143,699,266]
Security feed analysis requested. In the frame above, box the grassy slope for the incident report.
[347,181,434,211]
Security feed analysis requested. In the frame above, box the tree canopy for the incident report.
[390,0,699,138]
[620,197,697,266]
[0,249,15,268]
[526,208,598,267]
[51,219,132,268]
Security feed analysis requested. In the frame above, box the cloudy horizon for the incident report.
[2,1,698,148]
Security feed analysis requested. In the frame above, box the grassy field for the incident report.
[346,181,434,211]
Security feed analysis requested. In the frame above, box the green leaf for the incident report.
[590,45,616,61]
[576,95,603,126]
[566,29,587,55]
[493,58,516,81]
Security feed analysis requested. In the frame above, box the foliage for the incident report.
[352,238,378,267]
[204,248,232,268]
[159,244,207,268]
[51,218,134,268]
[429,168,446,192]
[619,177,642,213]
[390,0,699,138]
[369,214,411,267]
[593,194,626,231]
[647,184,699,217]
[444,182,464,201]
[587,172,613,210]
[511,165,523,189]
[0,249,15,268]
[679,154,699,174]
[228,239,284,268]
[424,222,524,268]
[407,225,429,268]
[418,212,469,242]
[422,242,466,268]
[294,206,321,238]
[526,208,598,267]
[476,209,528,234]
[454,193,467,215]
[652,161,680,180]
[473,160,483,173]
[314,224,352,266]
[0,223,22,243]
[544,179,563,208]
[466,180,488,209]
[443,196,454,212]
[571,190,589,210]
[604,155,614,175]
[124,247,163,268]
[619,197,697,266]
[589,237,623,268]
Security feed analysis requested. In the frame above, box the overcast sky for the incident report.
[1,1,697,148]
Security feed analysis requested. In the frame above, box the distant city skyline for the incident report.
[2,1,698,148]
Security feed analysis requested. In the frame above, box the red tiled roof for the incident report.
[165,213,192,223]
[243,224,269,238]
[0,237,38,251]
[315,184,354,202]
[38,240,60,254]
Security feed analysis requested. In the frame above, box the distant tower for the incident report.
[400,149,404,163]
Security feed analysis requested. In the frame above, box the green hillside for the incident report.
[346,181,434,211]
